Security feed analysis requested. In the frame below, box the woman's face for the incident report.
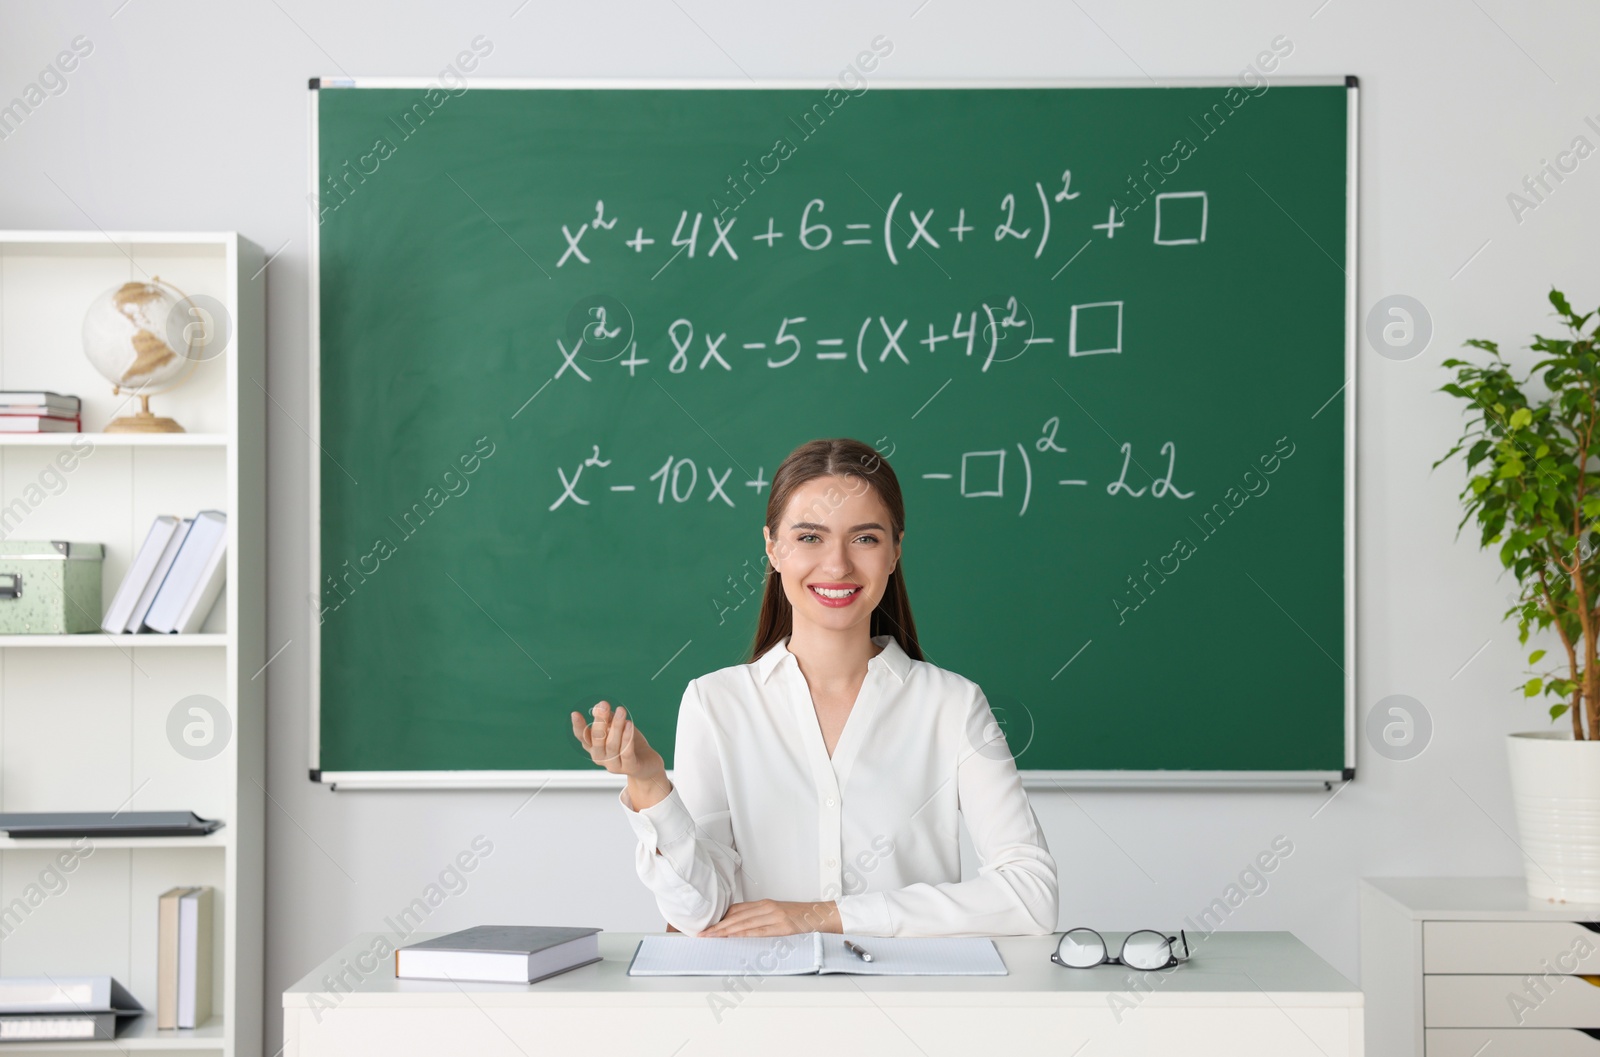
[763,473,902,636]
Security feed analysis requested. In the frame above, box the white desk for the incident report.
[284,930,1362,1056]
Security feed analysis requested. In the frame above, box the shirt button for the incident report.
[825,797,835,807]
[826,857,838,868]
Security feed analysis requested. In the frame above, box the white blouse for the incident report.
[617,633,1059,937]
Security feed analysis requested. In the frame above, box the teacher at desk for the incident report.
[571,437,1059,939]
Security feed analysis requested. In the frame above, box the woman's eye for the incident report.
[856,535,878,544]
[798,533,819,543]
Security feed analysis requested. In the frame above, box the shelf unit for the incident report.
[0,232,264,1056]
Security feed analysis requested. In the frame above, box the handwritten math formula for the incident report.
[559,298,1125,379]
[553,183,1210,272]
[548,417,1193,518]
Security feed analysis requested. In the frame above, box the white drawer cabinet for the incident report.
[1363,878,1600,1056]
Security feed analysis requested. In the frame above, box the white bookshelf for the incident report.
[0,232,264,1057]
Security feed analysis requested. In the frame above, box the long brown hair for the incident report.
[748,438,924,663]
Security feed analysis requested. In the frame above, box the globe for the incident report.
[81,279,196,432]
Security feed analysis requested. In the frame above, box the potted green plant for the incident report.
[1437,288,1600,903]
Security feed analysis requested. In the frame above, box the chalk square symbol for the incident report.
[1153,191,1208,246]
[1068,301,1123,357]
[960,450,1005,497]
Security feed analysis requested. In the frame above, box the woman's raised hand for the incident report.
[571,700,665,780]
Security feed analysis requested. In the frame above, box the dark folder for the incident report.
[0,812,222,839]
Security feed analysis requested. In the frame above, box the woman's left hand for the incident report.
[697,899,841,937]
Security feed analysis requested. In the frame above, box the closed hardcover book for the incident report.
[177,886,212,1028]
[169,528,226,634]
[0,392,80,414]
[101,515,179,633]
[157,887,194,1028]
[0,415,79,432]
[128,518,192,632]
[395,926,603,984]
[144,511,226,634]
[0,403,78,416]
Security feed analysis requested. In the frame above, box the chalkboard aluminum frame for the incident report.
[307,76,1358,791]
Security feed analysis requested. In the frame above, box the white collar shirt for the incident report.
[619,633,1059,937]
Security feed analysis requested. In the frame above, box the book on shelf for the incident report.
[157,889,185,1029]
[100,511,225,635]
[0,975,142,1041]
[143,510,226,634]
[0,414,80,433]
[0,392,81,416]
[177,887,213,1029]
[395,925,603,984]
[128,518,192,632]
[101,516,181,633]
[0,391,80,412]
[158,887,212,1029]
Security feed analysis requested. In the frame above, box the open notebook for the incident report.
[627,932,1007,976]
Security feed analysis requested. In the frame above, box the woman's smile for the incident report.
[807,582,863,607]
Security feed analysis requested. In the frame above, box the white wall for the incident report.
[4,0,1599,1051]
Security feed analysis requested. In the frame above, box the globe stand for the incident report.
[104,392,185,434]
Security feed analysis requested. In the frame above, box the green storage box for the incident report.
[0,541,105,634]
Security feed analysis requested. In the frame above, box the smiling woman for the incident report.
[571,437,1060,939]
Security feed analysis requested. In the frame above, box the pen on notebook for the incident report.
[843,940,873,963]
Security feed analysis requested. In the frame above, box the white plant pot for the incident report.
[1507,731,1600,903]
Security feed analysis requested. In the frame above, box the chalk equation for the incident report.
[554,186,1210,270]
[556,298,1125,379]
[548,418,1194,517]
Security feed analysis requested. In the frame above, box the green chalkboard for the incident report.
[312,80,1354,783]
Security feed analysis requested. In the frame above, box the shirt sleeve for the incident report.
[834,682,1059,938]
[617,677,742,935]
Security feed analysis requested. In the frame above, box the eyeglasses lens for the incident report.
[1057,928,1106,968]
[1122,931,1172,970]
